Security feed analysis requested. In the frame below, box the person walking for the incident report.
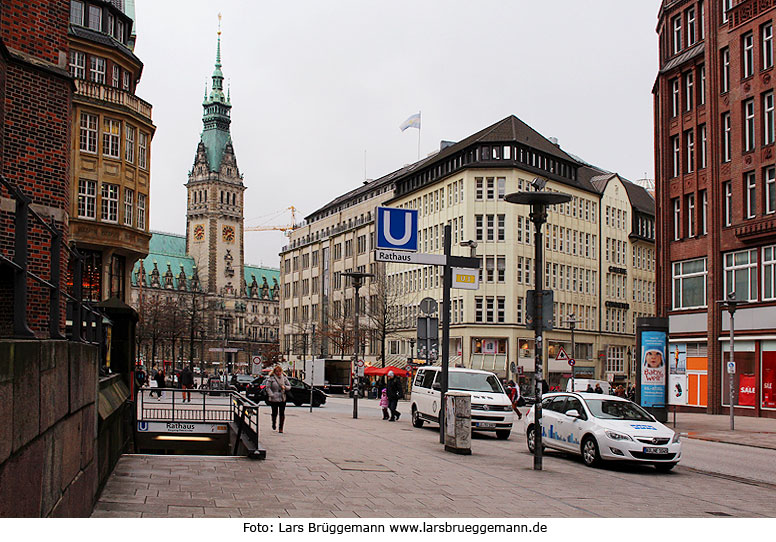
[506,380,523,420]
[594,383,603,394]
[135,366,146,393]
[154,367,166,399]
[386,371,402,421]
[180,365,194,403]
[266,365,291,433]
[379,389,389,420]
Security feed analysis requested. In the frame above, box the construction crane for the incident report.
[245,206,299,237]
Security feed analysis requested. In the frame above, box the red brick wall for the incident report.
[0,0,69,65]
[0,0,72,337]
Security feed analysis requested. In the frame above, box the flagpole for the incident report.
[417,110,421,161]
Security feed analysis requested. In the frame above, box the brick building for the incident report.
[654,0,776,417]
[0,0,72,336]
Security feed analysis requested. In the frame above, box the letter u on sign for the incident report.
[376,207,418,251]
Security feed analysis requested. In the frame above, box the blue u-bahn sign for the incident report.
[376,206,418,251]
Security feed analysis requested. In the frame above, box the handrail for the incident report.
[0,174,107,341]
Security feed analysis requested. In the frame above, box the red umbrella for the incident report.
[364,366,411,377]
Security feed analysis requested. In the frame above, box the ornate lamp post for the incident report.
[506,183,571,471]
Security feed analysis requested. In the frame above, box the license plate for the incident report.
[643,446,669,454]
[476,422,495,428]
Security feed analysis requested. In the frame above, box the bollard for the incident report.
[444,391,471,455]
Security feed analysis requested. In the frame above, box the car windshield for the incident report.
[448,373,504,393]
[236,375,253,381]
[585,399,655,421]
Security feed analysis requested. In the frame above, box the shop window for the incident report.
[763,341,776,409]
[722,343,756,407]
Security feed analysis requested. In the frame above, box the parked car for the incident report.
[203,376,227,393]
[410,367,515,440]
[524,392,682,471]
[246,375,327,407]
[230,374,255,392]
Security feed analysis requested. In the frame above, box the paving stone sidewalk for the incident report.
[670,411,776,450]
[92,400,776,518]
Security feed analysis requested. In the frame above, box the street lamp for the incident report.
[718,291,742,431]
[343,271,373,419]
[506,185,571,471]
[565,313,579,392]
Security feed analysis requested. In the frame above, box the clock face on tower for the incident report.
[222,225,235,243]
[193,224,205,241]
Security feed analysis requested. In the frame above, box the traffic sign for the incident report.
[452,267,479,290]
[419,297,438,315]
[555,346,570,363]
[355,359,365,377]
[727,361,736,374]
[251,355,262,374]
[374,249,445,265]
[376,206,418,251]
[568,358,576,367]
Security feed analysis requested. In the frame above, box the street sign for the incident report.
[374,249,445,265]
[525,290,554,330]
[355,359,365,377]
[250,355,262,375]
[304,359,325,386]
[419,297,438,315]
[727,361,736,374]
[568,358,576,367]
[510,362,517,374]
[451,267,479,290]
[517,366,524,375]
[555,346,570,363]
[376,206,418,251]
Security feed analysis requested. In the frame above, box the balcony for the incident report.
[729,0,776,30]
[735,215,776,242]
[74,79,153,121]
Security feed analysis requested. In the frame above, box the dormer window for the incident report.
[88,5,102,31]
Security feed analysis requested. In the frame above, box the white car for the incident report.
[524,392,681,471]
[410,367,515,439]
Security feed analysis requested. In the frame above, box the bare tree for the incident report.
[366,264,405,367]
[162,295,186,373]
[136,292,165,369]
[320,313,353,359]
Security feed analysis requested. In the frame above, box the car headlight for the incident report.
[605,430,633,441]
[671,432,681,443]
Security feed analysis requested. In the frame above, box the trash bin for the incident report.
[444,391,471,455]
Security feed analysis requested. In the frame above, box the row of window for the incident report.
[604,205,629,230]
[604,307,628,334]
[70,1,131,45]
[605,237,628,266]
[606,273,628,301]
[633,278,656,305]
[670,2,704,56]
[672,246,776,310]
[543,262,598,296]
[402,179,464,216]
[70,51,133,92]
[79,113,148,168]
[77,179,146,229]
[633,245,656,272]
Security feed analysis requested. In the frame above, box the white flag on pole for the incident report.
[400,112,421,131]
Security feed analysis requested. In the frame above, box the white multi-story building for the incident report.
[281,116,655,389]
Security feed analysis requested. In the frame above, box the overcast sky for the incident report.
[133,0,659,268]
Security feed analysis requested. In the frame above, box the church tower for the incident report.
[186,17,246,295]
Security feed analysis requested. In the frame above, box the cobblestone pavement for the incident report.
[93,399,776,518]
[671,412,776,450]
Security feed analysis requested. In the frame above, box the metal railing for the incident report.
[0,174,107,342]
[136,387,261,454]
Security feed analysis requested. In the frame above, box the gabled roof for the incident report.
[579,168,655,216]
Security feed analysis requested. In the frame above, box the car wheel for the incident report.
[654,462,677,472]
[581,436,601,468]
[293,399,304,407]
[312,399,321,408]
[496,429,511,440]
[526,424,544,453]
[411,406,424,428]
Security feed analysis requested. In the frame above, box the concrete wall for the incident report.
[0,340,99,517]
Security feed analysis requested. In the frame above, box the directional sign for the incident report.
[555,346,570,363]
[376,206,418,251]
[374,249,445,265]
[452,267,479,290]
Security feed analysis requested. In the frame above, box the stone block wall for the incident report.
[0,340,99,517]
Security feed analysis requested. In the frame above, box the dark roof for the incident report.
[659,42,704,74]
[69,25,142,67]
[305,160,427,221]
[578,167,655,216]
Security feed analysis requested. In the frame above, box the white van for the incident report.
[566,378,611,394]
[410,367,515,439]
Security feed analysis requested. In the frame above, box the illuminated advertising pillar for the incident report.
[636,317,668,422]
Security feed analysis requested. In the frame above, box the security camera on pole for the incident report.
[505,178,571,471]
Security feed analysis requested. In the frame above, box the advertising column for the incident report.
[636,317,668,422]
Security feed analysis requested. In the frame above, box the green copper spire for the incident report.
[200,13,232,172]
